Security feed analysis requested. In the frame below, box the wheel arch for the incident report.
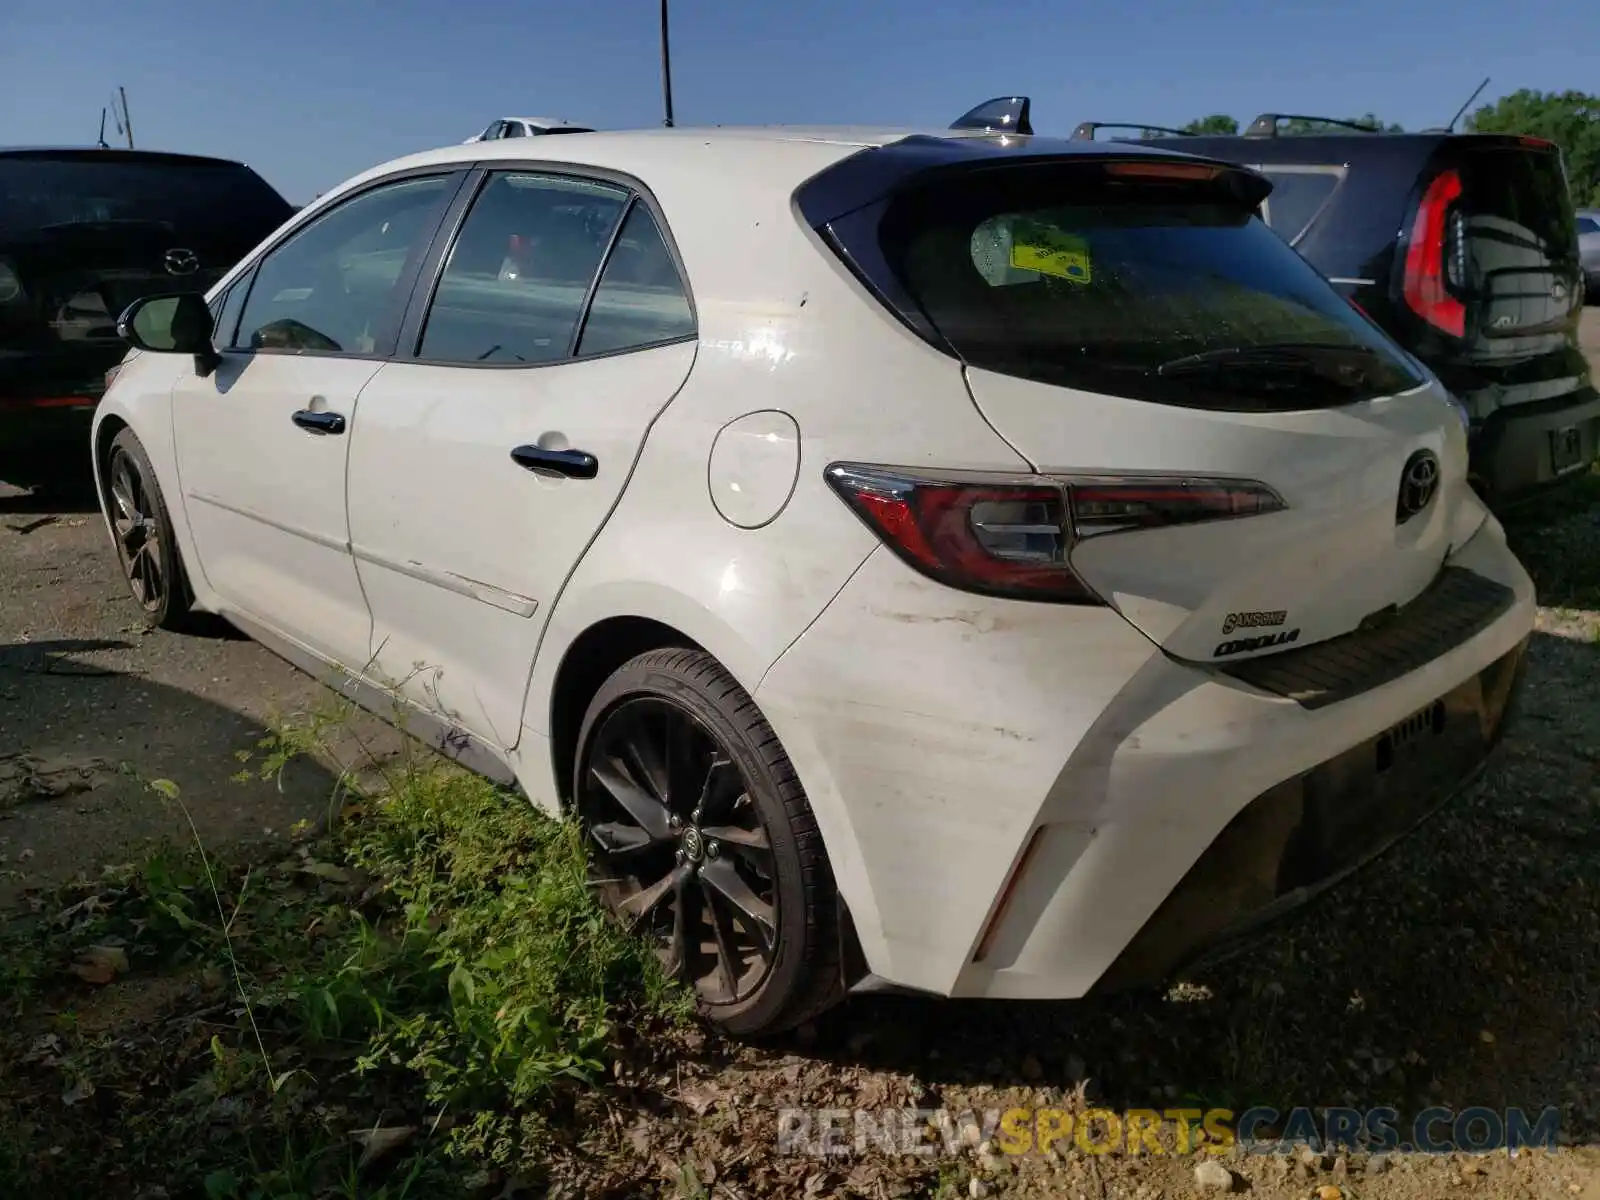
[529,589,879,990]
[546,614,704,806]
[90,410,129,523]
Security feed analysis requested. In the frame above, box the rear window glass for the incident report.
[1258,167,1343,242]
[1458,149,1576,261]
[881,164,1424,411]
[0,156,292,238]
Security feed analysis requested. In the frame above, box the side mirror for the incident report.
[117,291,222,378]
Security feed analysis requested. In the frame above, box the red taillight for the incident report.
[825,465,1285,604]
[1104,161,1222,182]
[1402,169,1466,337]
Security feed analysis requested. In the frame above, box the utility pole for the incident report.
[118,86,134,148]
[659,0,674,128]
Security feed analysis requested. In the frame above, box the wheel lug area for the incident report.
[706,841,720,859]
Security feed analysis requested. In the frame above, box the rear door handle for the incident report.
[510,445,598,479]
[292,409,346,435]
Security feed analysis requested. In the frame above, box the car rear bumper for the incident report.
[0,348,115,451]
[1469,385,1600,504]
[755,512,1536,1000]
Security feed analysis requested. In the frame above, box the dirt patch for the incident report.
[0,446,405,907]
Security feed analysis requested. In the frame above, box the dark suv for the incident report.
[0,147,293,449]
[1068,113,1596,505]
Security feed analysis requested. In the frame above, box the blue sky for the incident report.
[3,0,1595,204]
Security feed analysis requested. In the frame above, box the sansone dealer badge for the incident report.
[1215,609,1297,657]
[1220,609,1288,635]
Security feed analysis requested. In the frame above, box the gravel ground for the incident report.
[4,313,1600,1198]
[0,447,403,909]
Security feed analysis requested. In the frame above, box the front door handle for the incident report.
[292,409,346,436]
[510,445,598,479]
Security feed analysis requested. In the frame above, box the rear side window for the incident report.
[0,155,292,238]
[878,162,1424,411]
[1577,216,1600,234]
[1257,166,1343,243]
[575,203,695,356]
[418,172,629,364]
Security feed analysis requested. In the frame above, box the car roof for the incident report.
[0,145,256,168]
[497,117,592,129]
[332,123,1207,195]
[280,125,1258,318]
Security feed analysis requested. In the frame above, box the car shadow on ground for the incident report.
[0,638,345,910]
[0,441,100,518]
[789,624,1599,1141]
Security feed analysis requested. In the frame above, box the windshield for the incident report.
[0,156,292,239]
[880,164,1425,411]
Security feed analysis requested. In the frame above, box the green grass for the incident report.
[0,726,691,1197]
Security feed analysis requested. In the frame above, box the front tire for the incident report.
[105,428,194,632]
[574,647,844,1037]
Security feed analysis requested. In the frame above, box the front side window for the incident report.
[211,276,249,346]
[575,202,695,356]
[234,174,453,355]
[417,172,628,364]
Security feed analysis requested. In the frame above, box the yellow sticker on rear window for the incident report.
[1010,230,1092,284]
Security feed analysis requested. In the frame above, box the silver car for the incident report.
[1579,208,1600,299]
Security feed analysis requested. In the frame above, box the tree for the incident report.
[1466,89,1600,206]
[1182,114,1239,135]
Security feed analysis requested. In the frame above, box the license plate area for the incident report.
[1550,424,1585,474]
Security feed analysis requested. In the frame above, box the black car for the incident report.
[0,147,294,449]
[1066,112,1596,505]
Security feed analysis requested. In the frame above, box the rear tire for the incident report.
[573,647,845,1037]
[105,428,194,632]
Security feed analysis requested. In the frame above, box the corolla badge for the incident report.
[1397,449,1441,524]
[163,248,199,276]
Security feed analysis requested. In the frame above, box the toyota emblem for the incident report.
[1397,450,1441,524]
[163,248,199,276]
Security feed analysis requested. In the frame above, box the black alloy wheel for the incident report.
[574,648,844,1036]
[106,428,192,631]
[584,694,779,1003]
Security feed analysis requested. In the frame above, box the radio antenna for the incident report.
[1446,76,1490,133]
[118,86,135,148]
[659,0,675,127]
[97,107,110,149]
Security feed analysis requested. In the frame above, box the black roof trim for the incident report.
[1071,122,1195,141]
[0,145,252,168]
[1244,113,1384,137]
[794,133,1269,229]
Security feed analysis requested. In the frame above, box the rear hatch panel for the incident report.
[965,365,1483,662]
[0,150,292,401]
[802,138,1487,664]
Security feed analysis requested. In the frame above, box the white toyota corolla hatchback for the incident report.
[93,114,1536,1037]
